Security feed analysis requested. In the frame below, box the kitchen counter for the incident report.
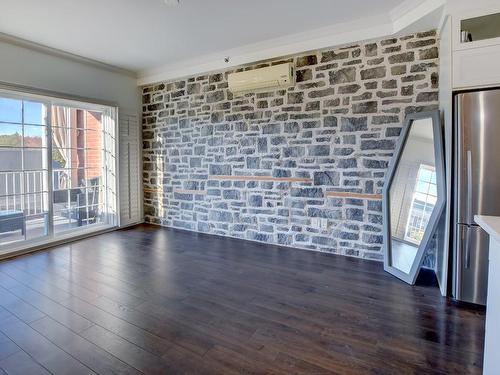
[474,215,500,375]
[475,216,500,244]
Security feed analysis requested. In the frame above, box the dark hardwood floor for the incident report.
[0,224,485,374]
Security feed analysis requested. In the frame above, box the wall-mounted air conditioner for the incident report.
[227,63,294,94]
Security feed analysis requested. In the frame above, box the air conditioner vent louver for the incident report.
[228,63,294,94]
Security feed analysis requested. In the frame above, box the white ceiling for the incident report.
[0,0,443,84]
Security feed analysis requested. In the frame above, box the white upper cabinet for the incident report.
[451,4,500,89]
[453,7,500,51]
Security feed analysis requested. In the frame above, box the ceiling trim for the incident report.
[138,0,445,86]
[0,32,137,79]
[391,0,445,32]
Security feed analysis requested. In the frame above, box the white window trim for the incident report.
[0,86,119,256]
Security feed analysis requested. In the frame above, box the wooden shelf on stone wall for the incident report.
[144,187,208,195]
[325,191,382,200]
[173,188,207,195]
[208,175,312,183]
[144,188,163,193]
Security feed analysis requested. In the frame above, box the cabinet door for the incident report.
[452,5,500,89]
[452,6,500,51]
[453,46,500,89]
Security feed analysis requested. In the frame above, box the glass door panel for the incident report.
[0,95,49,247]
[51,105,107,234]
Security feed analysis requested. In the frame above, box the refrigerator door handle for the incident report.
[456,225,465,296]
[467,150,473,224]
[464,226,471,269]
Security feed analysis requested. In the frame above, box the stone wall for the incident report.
[142,30,439,263]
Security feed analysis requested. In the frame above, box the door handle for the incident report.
[466,150,473,224]
[464,226,471,269]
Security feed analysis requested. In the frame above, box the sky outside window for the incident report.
[0,98,45,143]
[0,97,44,123]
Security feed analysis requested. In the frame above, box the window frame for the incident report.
[0,86,119,257]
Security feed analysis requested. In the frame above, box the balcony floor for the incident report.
[0,216,84,247]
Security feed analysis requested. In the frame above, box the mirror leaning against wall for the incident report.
[383,110,446,284]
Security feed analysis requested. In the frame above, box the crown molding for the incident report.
[0,32,137,79]
[138,0,446,86]
[391,0,445,33]
[390,0,426,22]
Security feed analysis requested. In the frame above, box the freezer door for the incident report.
[456,89,500,224]
[455,224,489,305]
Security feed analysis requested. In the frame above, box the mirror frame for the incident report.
[382,110,446,284]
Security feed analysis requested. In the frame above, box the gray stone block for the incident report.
[209,210,233,223]
[313,171,340,186]
[291,188,324,198]
[360,67,386,80]
[329,67,356,84]
[365,43,378,57]
[419,47,438,60]
[308,207,342,219]
[341,117,368,132]
[248,195,263,207]
[308,88,335,98]
[296,69,312,82]
[209,164,232,175]
[352,101,378,114]
[388,52,414,64]
[361,139,395,150]
[296,55,318,67]
[283,146,305,158]
[321,50,349,62]
[312,236,336,247]
[337,158,357,168]
[338,84,361,94]
[263,123,282,134]
[346,208,364,221]
[206,90,224,103]
[308,145,330,157]
[363,159,388,169]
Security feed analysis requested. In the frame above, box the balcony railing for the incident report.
[0,171,46,216]
[0,170,73,214]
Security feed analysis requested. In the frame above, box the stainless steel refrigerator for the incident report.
[453,89,500,306]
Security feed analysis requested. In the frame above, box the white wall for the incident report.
[0,39,139,112]
[445,0,499,13]
[0,39,142,227]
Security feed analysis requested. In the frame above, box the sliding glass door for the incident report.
[51,105,107,232]
[0,95,50,246]
[0,89,117,253]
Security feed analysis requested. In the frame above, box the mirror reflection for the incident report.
[389,118,436,274]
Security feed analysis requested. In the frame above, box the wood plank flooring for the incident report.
[0,224,485,374]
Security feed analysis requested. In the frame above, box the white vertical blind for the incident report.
[119,113,141,226]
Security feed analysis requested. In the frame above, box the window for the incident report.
[0,89,117,252]
[404,164,437,244]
